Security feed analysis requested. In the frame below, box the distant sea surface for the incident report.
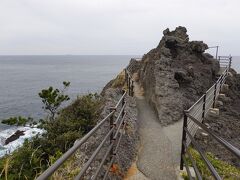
[0,55,137,131]
[0,55,240,131]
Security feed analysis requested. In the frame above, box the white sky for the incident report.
[0,0,239,55]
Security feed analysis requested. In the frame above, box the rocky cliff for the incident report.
[196,69,240,167]
[136,26,219,125]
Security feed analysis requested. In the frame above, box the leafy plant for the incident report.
[1,116,32,126]
[39,81,70,120]
[0,91,103,179]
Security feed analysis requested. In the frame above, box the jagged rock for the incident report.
[174,70,193,83]
[195,68,240,167]
[135,26,219,125]
[204,53,214,59]
[5,130,25,145]
[189,41,208,53]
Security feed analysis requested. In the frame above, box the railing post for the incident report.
[128,77,131,96]
[180,110,188,170]
[109,108,115,158]
[122,90,125,119]
[125,69,128,85]
[131,80,134,96]
[229,56,232,69]
[212,83,217,108]
[216,46,219,60]
[220,74,224,94]
[202,93,206,120]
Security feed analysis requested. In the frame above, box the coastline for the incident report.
[0,126,44,158]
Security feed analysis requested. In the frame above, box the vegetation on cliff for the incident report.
[1,117,34,127]
[0,83,103,179]
[182,148,240,179]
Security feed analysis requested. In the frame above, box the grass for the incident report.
[111,70,126,88]
[182,148,240,180]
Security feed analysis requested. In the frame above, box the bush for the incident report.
[1,116,32,126]
[0,93,103,179]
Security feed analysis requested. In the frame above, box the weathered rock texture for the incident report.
[68,87,138,180]
[196,69,240,167]
[136,26,219,125]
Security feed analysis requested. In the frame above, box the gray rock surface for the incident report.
[74,88,139,179]
[136,26,219,125]
[196,69,240,168]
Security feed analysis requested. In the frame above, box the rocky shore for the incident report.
[0,126,44,158]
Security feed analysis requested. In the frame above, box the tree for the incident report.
[39,81,70,120]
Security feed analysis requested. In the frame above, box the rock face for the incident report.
[196,69,240,167]
[64,87,138,180]
[137,26,219,125]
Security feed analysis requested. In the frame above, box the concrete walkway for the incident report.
[134,82,182,180]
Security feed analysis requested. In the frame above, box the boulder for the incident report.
[5,130,25,145]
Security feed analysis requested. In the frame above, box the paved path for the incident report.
[134,83,181,180]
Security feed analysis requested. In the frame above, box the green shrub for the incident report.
[0,93,103,179]
[1,116,31,126]
[184,148,240,180]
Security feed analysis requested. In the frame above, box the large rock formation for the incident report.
[137,26,219,125]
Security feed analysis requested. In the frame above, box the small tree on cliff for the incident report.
[39,81,70,120]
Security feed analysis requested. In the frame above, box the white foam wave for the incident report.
[0,126,44,158]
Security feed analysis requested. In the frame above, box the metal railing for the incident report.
[125,57,141,97]
[180,56,240,179]
[208,46,219,59]
[37,90,128,180]
[125,69,134,96]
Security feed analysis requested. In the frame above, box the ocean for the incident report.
[0,55,136,131]
[0,55,239,131]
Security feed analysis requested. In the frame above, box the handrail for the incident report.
[180,55,239,179]
[185,128,222,180]
[37,89,128,180]
[125,68,134,96]
[187,114,240,159]
[37,110,115,180]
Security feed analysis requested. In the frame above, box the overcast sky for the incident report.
[0,0,239,55]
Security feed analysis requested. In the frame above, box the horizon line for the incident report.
[0,54,142,56]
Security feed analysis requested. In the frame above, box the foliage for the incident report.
[183,148,240,180]
[41,93,102,152]
[1,116,33,126]
[0,91,103,179]
[39,81,70,120]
